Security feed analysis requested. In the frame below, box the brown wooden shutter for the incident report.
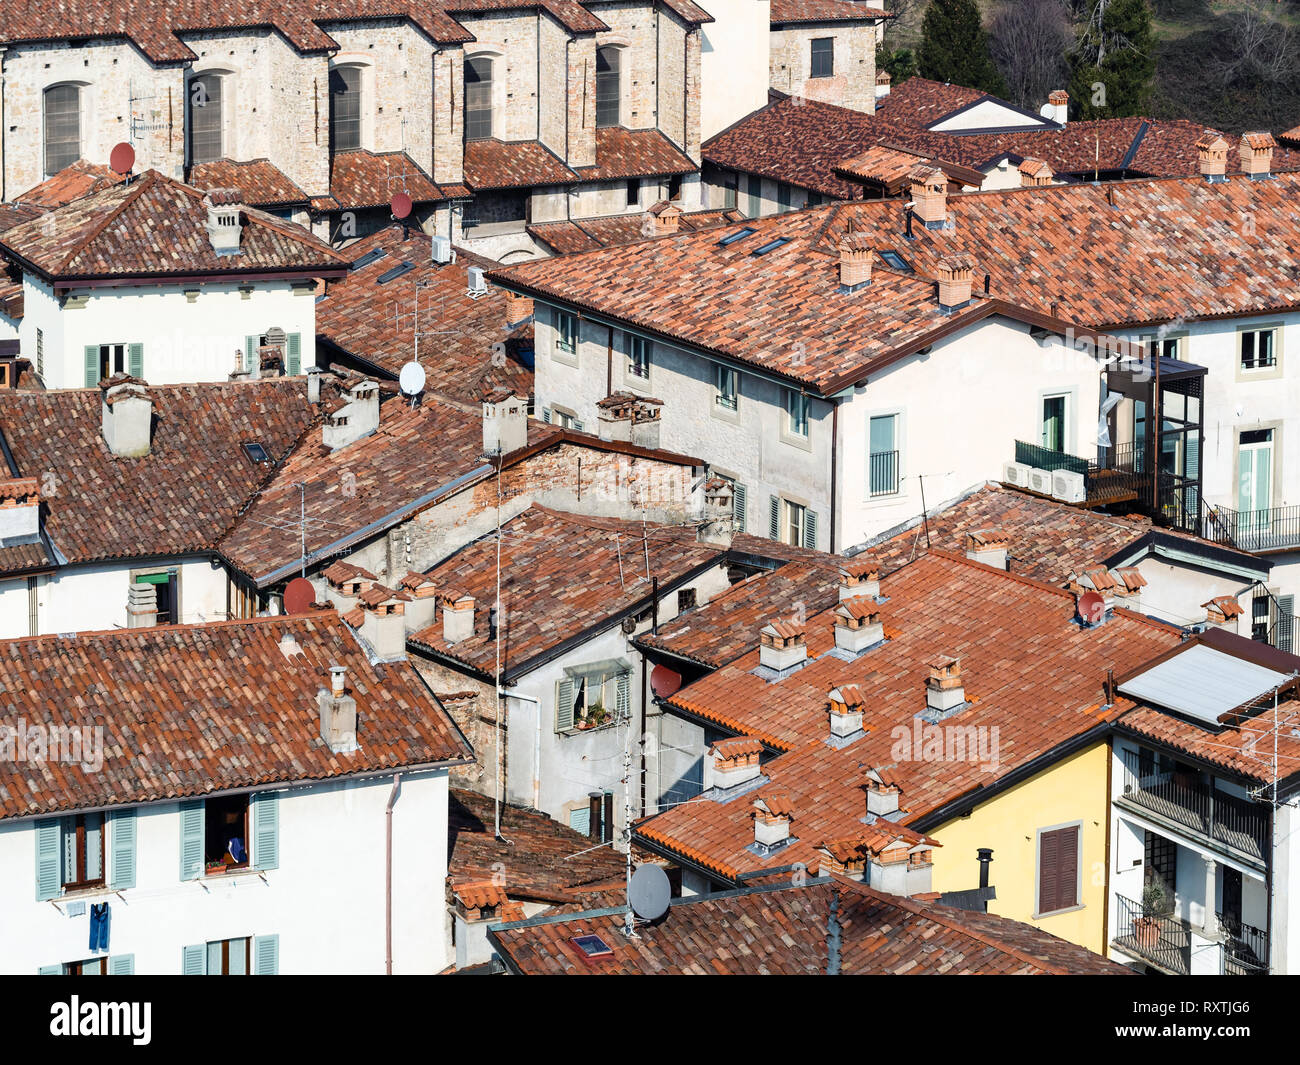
[1039,826,1079,914]
[1057,825,1079,910]
[1038,830,1059,914]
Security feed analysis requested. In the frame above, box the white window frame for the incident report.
[783,387,811,441]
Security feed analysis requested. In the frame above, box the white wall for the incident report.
[700,0,772,140]
[0,770,450,975]
[930,99,1049,132]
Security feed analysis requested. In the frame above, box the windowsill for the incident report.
[205,863,250,878]
[1032,903,1084,920]
[551,346,579,368]
[558,718,623,736]
[625,373,651,393]
[57,883,109,902]
[199,866,265,884]
[711,399,741,424]
[779,430,812,453]
[865,491,904,504]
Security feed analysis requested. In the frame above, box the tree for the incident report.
[917,0,1008,96]
[989,0,1072,111]
[1067,0,1157,118]
[876,45,919,85]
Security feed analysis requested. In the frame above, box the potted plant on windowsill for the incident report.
[1135,883,1171,948]
[205,860,228,876]
[586,702,609,728]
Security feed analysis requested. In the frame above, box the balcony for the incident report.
[1117,749,1268,864]
[1200,501,1300,554]
[868,449,899,497]
[1112,895,1268,975]
[1013,440,1148,507]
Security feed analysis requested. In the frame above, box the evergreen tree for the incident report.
[876,45,918,85]
[917,0,1008,96]
[1067,0,1156,118]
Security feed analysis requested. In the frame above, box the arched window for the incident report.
[329,66,362,153]
[464,57,493,141]
[595,47,620,129]
[188,74,224,164]
[43,85,81,177]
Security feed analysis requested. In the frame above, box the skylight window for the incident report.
[351,248,387,271]
[376,261,415,284]
[717,227,757,247]
[751,237,791,256]
[878,250,913,273]
[243,442,270,464]
[570,934,614,959]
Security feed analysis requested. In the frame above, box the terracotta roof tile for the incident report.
[189,158,309,207]
[527,206,745,255]
[13,160,125,209]
[770,0,889,22]
[327,149,445,210]
[573,127,697,182]
[875,77,988,127]
[463,140,578,190]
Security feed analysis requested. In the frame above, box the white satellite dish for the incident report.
[399,361,426,396]
[629,864,671,922]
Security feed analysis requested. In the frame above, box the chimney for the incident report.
[0,477,40,543]
[752,791,794,850]
[203,189,245,255]
[977,847,994,889]
[503,291,534,325]
[964,529,1008,569]
[706,736,763,790]
[127,582,158,628]
[318,665,359,753]
[839,562,880,601]
[862,770,901,817]
[875,69,891,99]
[1017,157,1054,187]
[322,379,380,450]
[759,617,807,673]
[596,391,662,449]
[838,232,873,289]
[1110,566,1146,603]
[697,477,735,548]
[321,560,378,612]
[827,685,865,739]
[924,654,965,715]
[834,597,884,655]
[936,254,974,312]
[630,398,662,450]
[358,584,410,660]
[442,593,476,644]
[1196,130,1230,183]
[1239,131,1276,180]
[482,389,528,457]
[1046,89,1068,125]
[397,571,439,632]
[907,166,948,229]
[1203,595,1243,631]
[306,365,322,404]
[649,200,682,235]
[100,379,153,457]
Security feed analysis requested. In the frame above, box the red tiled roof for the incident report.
[0,611,471,820]
[189,158,309,207]
[327,150,445,210]
[0,170,346,282]
[875,77,989,128]
[488,877,1130,974]
[573,127,697,182]
[770,0,889,22]
[1117,702,1300,783]
[463,140,578,190]
[13,160,125,209]
[527,206,745,255]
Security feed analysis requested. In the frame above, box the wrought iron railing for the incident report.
[1113,893,1191,974]
[1218,912,1270,974]
[869,450,900,497]
[1198,501,1300,553]
[1013,440,1148,506]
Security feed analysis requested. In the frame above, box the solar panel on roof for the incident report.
[376,261,415,284]
[717,227,757,246]
[350,248,386,271]
[751,237,790,256]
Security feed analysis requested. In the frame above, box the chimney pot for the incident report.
[759,618,807,673]
[936,254,975,311]
[875,69,891,99]
[204,189,245,254]
[863,771,901,817]
[330,665,347,696]
[752,791,794,849]
[1239,131,1276,180]
[706,737,763,790]
[319,670,358,754]
[838,232,873,288]
[907,166,948,229]
[1196,130,1230,182]
[649,200,682,235]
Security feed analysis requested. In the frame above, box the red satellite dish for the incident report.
[1077,590,1106,625]
[109,142,136,176]
[390,192,413,220]
[283,577,316,615]
[650,664,682,699]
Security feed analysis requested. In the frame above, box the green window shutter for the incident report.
[556,678,575,732]
[245,335,257,373]
[252,792,279,871]
[542,407,552,424]
[181,944,207,975]
[253,934,280,975]
[127,342,143,379]
[569,807,590,835]
[107,954,135,975]
[615,670,630,720]
[109,808,137,890]
[804,509,818,551]
[38,964,62,975]
[36,818,61,901]
[768,495,780,540]
[287,333,302,375]
[179,800,204,881]
[732,483,747,533]
[573,419,584,432]
[84,345,99,387]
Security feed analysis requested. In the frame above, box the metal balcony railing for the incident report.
[1199,501,1300,553]
[1218,912,1270,975]
[1113,894,1191,974]
[1014,440,1148,506]
[868,450,899,497]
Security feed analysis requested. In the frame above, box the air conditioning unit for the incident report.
[1052,469,1086,504]
[1027,468,1054,495]
[431,235,452,265]
[467,265,487,298]
[1003,461,1032,488]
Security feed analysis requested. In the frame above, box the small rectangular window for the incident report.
[869,414,899,496]
[717,226,756,247]
[555,312,577,355]
[329,67,362,154]
[625,178,640,207]
[810,38,834,79]
[785,388,810,437]
[715,365,738,410]
[722,173,738,210]
[627,335,650,379]
[1241,328,1277,370]
[61,813,104,890]
[784,500,807,547]
[752,237,790,256]
[376,262,415,285]
[878,250,913,272]
[206,937,251,976]
[677,588,697,613]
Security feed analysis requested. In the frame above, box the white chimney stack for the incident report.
[964,529,1009,569]
[101,380,154,457]
[322,379,380,451]
[204,189,245,255]
[319,665,358,753]
[863,771,901,817]
[827,685,865,739]
[442,594,476,644]
[752,791,794,849]
[482,389,528,457]
[705,737,763,791]
[834,597,884,655]
[924,655,966,716]
[759,618,807,673]
[839,563,880,601]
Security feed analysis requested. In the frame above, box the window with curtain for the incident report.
[188,74,223,164]
[595,46,621,128]
[43,84,81,177]
[464,57,493,141]
[61,812,104,890]
[329,66,362,153]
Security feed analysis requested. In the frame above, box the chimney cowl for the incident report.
[827,684,866,739]
[875,69,891,99]
[203,189,245,255]
[839,563,880,601]
[759,618,807,674]
[1017,157,1054,187]
[935,254,975,312]
[319,665,358,753]
[1195,130,1230,182]
[862,770,901,817]
[1046,89,1068,124]
[707,736,763,790]
[648,200,683,235]
[834,596,884,655]
[482,388,528,457]
[908,166,948,229]
[964,528,1009,569]
[752,791,794,849]
[322,379,381,451]
[924,654,966,715]
[442,593,476,644]
[838,231,873,289]
[1239,131,1276,180]
[101,379,154,458]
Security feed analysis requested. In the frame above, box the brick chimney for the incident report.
[203,189,245,255]
[397,571,439,632]
[1196,130,1230,183]
[875,69,891,99]
[442,593,476,644]
[964,528,1009,569]
[321,560,378,613]
[100,378,153,457]
[1046,89,1069,124]
[834,596,884,655]
[936,254,975,312]
[503,291,534,325]
[908,166,948,229]
[358,584,410,660]
[1203,595,1243,631]
[318,664,358,753]
[862,769,901,817]
[697,476,735,548]
[839,232,873,289]
[482,388,528,457]
[0,477,40,543]
[924,654,965,715]
[752,791,794,850]
[839,562,880,601]
[759,617,807,673]
[827,684,865,739]
[596,391,662,449]
[322,379,380,450]
[648,200,683,235]
[1018,158,1054,187]
[706,736,763,790]
[1239,131,1276,180]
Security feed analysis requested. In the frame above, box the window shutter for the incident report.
[252,792,280,871]
[1038,830,1058,915]
[179,800,204,881]
[253,934,280,975]
[35,818,60,901]
[616,670,631,721]
[804,509,818,551]
[38,964,62,975]
[1277,595,1295,654]
[127,342,143,379]
[1057,825,1078,910]
[181,943,207,975]
[542,407,552,424]
[287,333,302,375]
[569,807,590,835]
[107,954,135,975]
[768,495,780,540]
[556,678,575,732]
[109,808,137,890]
[84,345,99,387]
[245,335,257,373]
[732,483,747,533]
[573,419,584,432]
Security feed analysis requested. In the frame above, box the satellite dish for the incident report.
[629,864,671,922]
[283,577,316,615]
[391,192,413,220]
[1078,590,1106,625]
[109,142,136,175]
[1039,103,1056,119]
[650,664,682,698]
[399,361,426,396]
